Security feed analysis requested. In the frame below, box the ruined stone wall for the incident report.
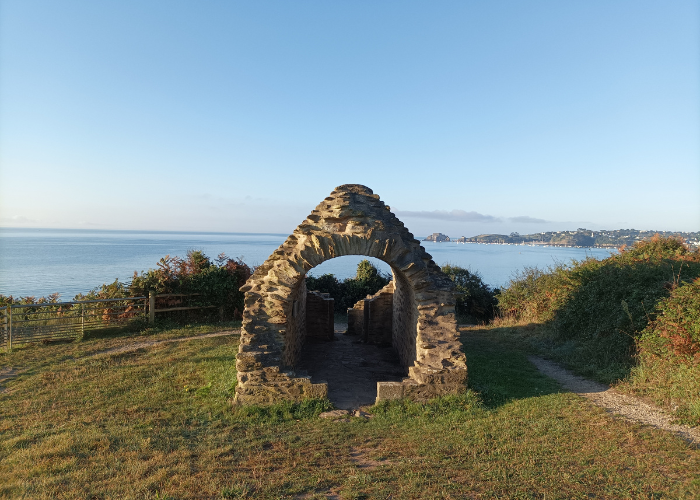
[306,291,334,340]
[364,282,394,345]
[346,301,364,338]
[392,270,417,369]
[235,184,467,406]
[346,281,393,345]
[283,278,307,368]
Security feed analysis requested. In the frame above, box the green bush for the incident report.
[306,260,391,312]
[496,264,573,323]
[638,277,700,360]
[440,265,497,324]
[73,251,252,320]
[495,236,700,380]
[130,251,252,320]
[621,278,700,425]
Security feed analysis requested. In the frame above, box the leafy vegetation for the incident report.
[495,236,700,382]
[1,251,252,324]
[440,264,497,324]
[0,293,61,308]
[615,277,700,425]
[306,261,498,325]
[306,259,391,312]
[491,235,700,425]
[638,276,700,360]
[1,323,698,498]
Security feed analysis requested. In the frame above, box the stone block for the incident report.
[376,381,404,402]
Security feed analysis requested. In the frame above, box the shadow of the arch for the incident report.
[234,185,468,406]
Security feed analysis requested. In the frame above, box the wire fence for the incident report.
[149,293,223,324]
[0,293,227,351]
[1,297,148,350]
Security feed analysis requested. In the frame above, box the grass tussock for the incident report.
[1,324,699,498]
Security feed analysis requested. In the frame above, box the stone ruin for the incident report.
[233,184,467,406]
[347,282,395,345]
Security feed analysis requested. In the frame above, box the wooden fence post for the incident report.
[149,292,155,324]
[80,303,85,340]
[2,308,7,352]
[7,306,12,353]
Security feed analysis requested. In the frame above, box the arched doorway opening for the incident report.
[234,184,467,406]
[297,256,405,409]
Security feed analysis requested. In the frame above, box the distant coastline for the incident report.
[423,229,700,249]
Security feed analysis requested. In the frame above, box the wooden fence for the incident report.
[0,292,225,352]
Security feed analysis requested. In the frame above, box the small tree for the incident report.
[305,260,391,312]
[441,264,497,324]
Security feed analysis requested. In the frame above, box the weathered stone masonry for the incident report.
[306,291,334,340]
[347,282,394,345]
[234,184,468,405]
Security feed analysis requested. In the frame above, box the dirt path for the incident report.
[529,356,700,447]
[0,367,22,393]
[91,330,240,357]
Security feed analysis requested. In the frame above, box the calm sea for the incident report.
[0,228,615,300]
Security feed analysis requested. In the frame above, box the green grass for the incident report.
[1,324,699,499]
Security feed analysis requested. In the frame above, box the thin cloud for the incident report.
[394,209,501,222]
[0,215,38,224]
[508,216,550,224]
[395,209,551,224]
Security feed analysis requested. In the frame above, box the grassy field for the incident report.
[1,324,699,499]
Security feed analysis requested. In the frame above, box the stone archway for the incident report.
[234,184,467,405]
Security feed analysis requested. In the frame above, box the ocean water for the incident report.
[0,228,615,299]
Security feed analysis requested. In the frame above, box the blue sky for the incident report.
[1,1,698,237]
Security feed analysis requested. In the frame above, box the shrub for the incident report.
[72,251,252,321]
[0,293,61,308]
[638,277,700,361]
[495,236,700,380]
[306,260,391,312]
[552,237,700,345]
[440,265,497,324]
[498,236,700,328]
[623,278,700,425]
[496,263,574,323]
[128,251,252,320]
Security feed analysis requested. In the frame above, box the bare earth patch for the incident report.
[0,367,22,393]
[348,447,387,470]
[529,355,700,447]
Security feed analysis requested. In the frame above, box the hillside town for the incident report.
[424,229,700,248]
